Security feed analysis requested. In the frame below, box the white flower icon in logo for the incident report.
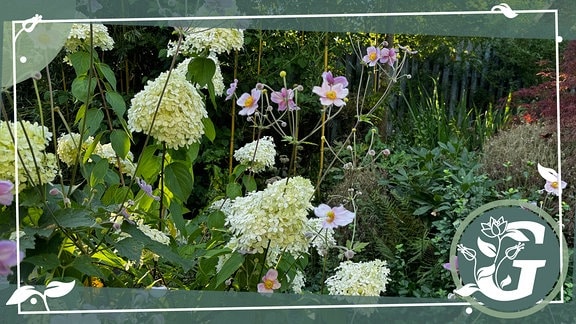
[454,216,536,299]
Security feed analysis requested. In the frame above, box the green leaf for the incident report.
[23,254,60,270]
[226,183,242,199]
[413,205,432,216]
[187,142,200,162]
[71,75,97,103]
[207,210,225,229]
[211,252,244,289]
[102,184,133,205]
[105,91,126,117]
[186,57,216,87]
[242,174,257,192]
[72,255,106,278]
[83,131,104,163]
[90,158,109,188]
[110,129,130,159]
[202,117,216,142]
[119,223,195,271]
[84,108,104,136]
[96,62,117,90]
[164,162,193,202]
[136,145,161,180]
[68,51,91,76]
[169,202,186,237]
[51,208,96,229]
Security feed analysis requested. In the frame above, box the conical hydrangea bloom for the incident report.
[0,121,57,190]
[223,176,314,255]
[127,70,208,149]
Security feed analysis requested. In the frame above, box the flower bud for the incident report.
[344,249,355,259]
[279,71,286,78]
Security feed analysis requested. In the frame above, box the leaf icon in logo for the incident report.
[5,286,41,305]
[477,264,496,281]
[44,281,75,298]
[500,275,512,289]
[454,283,480,297]
[5,280,76,311]
[477,237,496,258]
[502,229,529,242]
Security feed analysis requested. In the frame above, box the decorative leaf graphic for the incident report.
[5,286,40,305]
[44,281,76,298]
[477,237,496,258]
[500,275,512,288]
[454,283,479,297]
[476,264,496,280]
[503,229,529,242]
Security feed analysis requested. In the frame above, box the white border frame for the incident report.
[10,4,564,316]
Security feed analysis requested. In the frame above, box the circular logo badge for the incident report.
[449,200,568,318]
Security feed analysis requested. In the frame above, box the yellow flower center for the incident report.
[326,210,335,223]
[264,279,274,290]
[369,52,377,61]
[326,90,337,100]
[551,181,559,189]
[244,96,254,107]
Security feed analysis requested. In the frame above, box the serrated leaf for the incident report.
[476,264,495,281]
[202,117,216,142]
[105,91,126,117]
[44,281,76,298]
[51,208,96,229]
[72,255,105,278]
[110,129,130,159]
[5,286,41,305]
[23,254,60,270]
[164,162,193,202]
[500,275,512,288]
[502,229,529,242]
[477,237,496,258]
[207,210,225,229]
[454,283,479,297]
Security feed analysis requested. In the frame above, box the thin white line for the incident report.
[11,19,22,314]
[18,302,473,315]
[554,8,564,303]
[10,9,559,25]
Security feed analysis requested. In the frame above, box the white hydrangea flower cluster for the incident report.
[0,121,57,191]
[127,69,208,150]
[64,23,115,53]
[290,270,306,294]
[167,28,244,56]
[305,218,336,256]
[97,143,136,176]
[233,136,276,173]
[56,132,94,167]
[174,55,225,96]
[56,133,136,176]
[224,176,314,255]
[325,259,391,296]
